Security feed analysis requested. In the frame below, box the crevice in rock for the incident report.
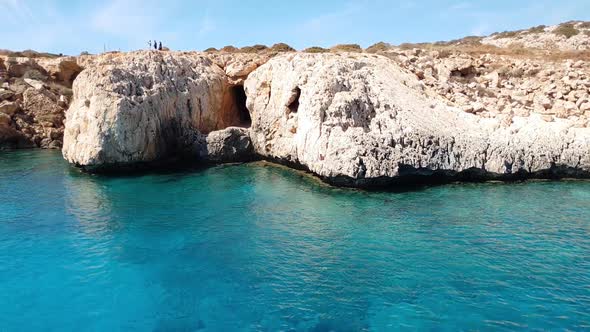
[231,85,251,127]
[287,87,301,114]
[217,84,251,131]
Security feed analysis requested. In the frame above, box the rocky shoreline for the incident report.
[2,22,590,188]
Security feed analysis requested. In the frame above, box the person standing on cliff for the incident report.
[158,42,163,51]
[148,40,152,49]
[154,41,158,50]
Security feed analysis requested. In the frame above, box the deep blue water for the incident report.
[1,150,590,331]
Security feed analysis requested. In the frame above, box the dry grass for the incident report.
[390,40,590,62]
[203,47,218,53]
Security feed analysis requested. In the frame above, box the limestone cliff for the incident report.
[62,51,259,169]
[60,50,590,186]
[3,21,589,187]
[245,53,590,186]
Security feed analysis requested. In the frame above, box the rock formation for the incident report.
[3,21,590,187]
[62,51,260,169]
[245,53,589,186]
[482,21,590,51]
[0,54,82,149]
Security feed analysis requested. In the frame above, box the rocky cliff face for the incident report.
[245,53,590,186]
[0,54,82,149]
[482,21,590,51]
[60,50,590,186]
[62,51,260,169]
[4,21,589,187]
[384,49,590,126]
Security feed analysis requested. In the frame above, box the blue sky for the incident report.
[1,0,589,55]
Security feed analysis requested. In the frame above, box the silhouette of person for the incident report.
[158,42,163,51]
[154,41,158,50]
[148,40,152,49]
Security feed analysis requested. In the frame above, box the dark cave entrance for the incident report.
[288,87,301,114]
[231,85,251,128]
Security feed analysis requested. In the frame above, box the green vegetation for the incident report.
[220,45,238,53]
[330,44,363,53]
[526,25,546,34]
[303,46,329,53]
[240,44,268,53]
[270,43,296,52]
[365,42,391,53]
[492,30,522,39]
[553,23,580,39]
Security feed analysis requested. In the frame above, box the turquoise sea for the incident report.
[1,150,590,331]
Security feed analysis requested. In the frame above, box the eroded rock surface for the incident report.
[62,51,257,169]
[0,54,81,149]
[245,53,590,186]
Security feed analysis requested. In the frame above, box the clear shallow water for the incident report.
[1,151,590,331]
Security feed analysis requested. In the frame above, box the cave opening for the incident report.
[288,87,301,114]
[231,85,251,128]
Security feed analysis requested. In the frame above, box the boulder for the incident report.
[0,101,19,115]
[0,89,13,101]
[22,88,64,126]
[200,127,254,163]
[36,57,82,86]
[24,78,45,90]
[0,124,34,149]
[0,113,11,126]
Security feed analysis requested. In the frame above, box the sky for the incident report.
[1,0,589,55]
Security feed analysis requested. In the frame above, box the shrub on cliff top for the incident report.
[220,45,239,53]
[526,25,547,34]
[270,43,296,52]
[492,30,522,39]
[330,44,363,53]
[554,23,580,39]
[240,44,268,53]
[365,42,391,53]
[303,46,329,53]
[203,47,218,53]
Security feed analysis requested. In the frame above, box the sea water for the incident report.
[1,150,589,331]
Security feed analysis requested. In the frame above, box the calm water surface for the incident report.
[1,150,590,331]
